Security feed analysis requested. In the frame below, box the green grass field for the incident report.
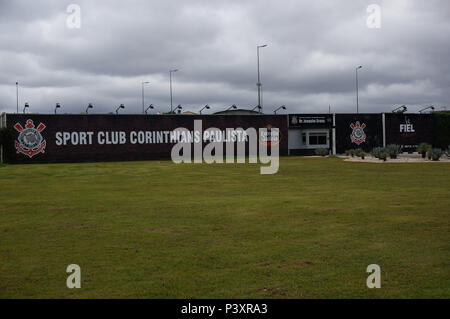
[0,157,449,298]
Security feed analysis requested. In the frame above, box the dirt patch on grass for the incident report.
[368,242,386,249]
[146,226,182,234]
[47,220,93,231]
[280,260,313,268]
[60,223,92,230]
[259,262,272,267]
[322,208,339,213]
[261,287,288,296]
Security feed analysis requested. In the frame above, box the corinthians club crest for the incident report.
[350,121,366,145]
[14,119,47,158]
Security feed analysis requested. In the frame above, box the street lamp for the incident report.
[16,82,19,114]
[116,104,125,115]
[226,104,237,111]
[392,105,407,113]
[169,69,179,113]
[145,104,154,114]
[86,103,93,114]
[199,104,210,114]
[141,81,150,114]
[274,105,286,114]
[356,65,362,114]
[55,103,61,114]
[419,105,435,113]
[252,105,262,112]
[23,102,29,114]
[257,44,268,113]
[169,104,182,114]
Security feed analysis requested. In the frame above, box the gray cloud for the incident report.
[1,0,449,115]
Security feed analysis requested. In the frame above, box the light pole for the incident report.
[257,44,267,114]
[199,105,210,114]
[392,105,407,113]
[274,105,286,114]
[356,65,362,114]
[171,105,182,114]
[419,105,435,113]
[226,104,237,111]
[169,69,178,113]
[251,105,262,112]
[16,82,19,114]
[116,104,125,115]
[55,103,61,114]
[86,103,93,114]
[145,104,154,114]
[23,102,29,114]
[141,81,149,114]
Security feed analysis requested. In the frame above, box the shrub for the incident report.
[417,142,431,158]
[315,148,329,156]
[360,151,366,159]
[371,147,384,159]
[386,144,402,159]
[429,148,442,161]
[355,148,363,157]
[379,151,388,161]
[349,149,355,157]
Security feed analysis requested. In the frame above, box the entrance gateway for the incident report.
[288,114,332,155]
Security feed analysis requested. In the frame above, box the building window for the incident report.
[309,133,327,145]
[302,133,307,144]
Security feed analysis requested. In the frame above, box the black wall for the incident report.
[385,113,434,152]
[4,114,288,164]
[433,112,450,150]
[335,114,383,153]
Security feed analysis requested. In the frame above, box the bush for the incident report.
[371,147,384,159]
[429,148,442,161]
[354,148,363,157]
[315,148,329,156]
[379,151,388,161]
[349,149,355,157]
[360,151,366,160]
[386,144,402,159]
[417,142,431,158]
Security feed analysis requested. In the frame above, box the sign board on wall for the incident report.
[289,114,332,128]
[384,114,433,152]
[335,114,383,153]
[4,114,288,164]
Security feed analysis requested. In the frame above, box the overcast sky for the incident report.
[1,0,449,114]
